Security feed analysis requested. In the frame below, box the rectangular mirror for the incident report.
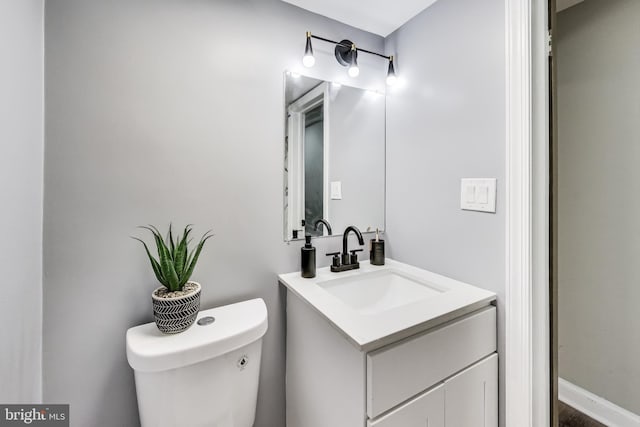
[283,72,385,241]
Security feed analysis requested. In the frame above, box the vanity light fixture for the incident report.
[302,31,396,84]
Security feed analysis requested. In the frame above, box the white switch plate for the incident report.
[461,178,496,213]
[330,181,342,200]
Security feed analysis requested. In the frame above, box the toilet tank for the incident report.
[126,298,268,427]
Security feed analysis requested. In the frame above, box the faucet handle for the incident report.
[326,252,341,268]
[349,249,363,264]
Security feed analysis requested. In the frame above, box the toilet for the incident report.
[126,298,268,427]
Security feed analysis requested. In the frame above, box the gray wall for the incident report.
[384,0,506,423]
[43,1,382,426]
[557,0,640,415]
[0,0,44,403]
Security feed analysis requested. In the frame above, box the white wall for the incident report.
[0,0,44,404]
[43,1,383,426]
[557,0,640,415]
[384,0,506,423]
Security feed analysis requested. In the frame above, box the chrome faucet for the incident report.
[326,225,364,272]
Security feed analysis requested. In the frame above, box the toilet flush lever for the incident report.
[237,355,249,370]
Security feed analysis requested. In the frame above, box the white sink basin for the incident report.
[317,270,447,315]
[278,259,496,350]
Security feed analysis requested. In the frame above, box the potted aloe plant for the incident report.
[133,224,213,334]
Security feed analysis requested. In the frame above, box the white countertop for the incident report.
[278,258,496,351]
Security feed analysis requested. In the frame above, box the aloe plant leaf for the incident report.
[146,224,163,239]
[153,227,171,262]
[180,225,193,246]
[137,225,160,238]
[168,223,175,260]
[138,225,177,289]
[138,226,165,258]
[183,249,195,277]
[174,225,191,283]
[158,242,180,291]
[181,231,214,287]
[131,237,167,286]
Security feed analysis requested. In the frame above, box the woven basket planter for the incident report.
[151,281,201,334]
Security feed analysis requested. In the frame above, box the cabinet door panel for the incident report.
[444,353,498,427]
[368,384,444,427]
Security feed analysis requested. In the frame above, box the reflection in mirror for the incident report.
[283,72,385,241]
[304,104,324,237]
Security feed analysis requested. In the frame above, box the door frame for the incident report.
[504,0,551,425]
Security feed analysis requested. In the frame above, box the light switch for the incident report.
[330,181,342,200]
[464,184,476,203]
[461,178,496,213]
[477,185,489,204]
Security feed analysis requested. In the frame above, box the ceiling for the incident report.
[281,0,440,37]
[283,0,584,37]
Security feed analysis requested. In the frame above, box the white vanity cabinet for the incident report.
[285,293,498,427]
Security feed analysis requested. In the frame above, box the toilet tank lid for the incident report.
[126,298,268,372]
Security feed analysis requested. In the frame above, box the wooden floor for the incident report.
[559,401,608,427]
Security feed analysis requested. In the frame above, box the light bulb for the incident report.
[302,54,315,68]
[303,32,315,68]
[348,45,359,77]
[386,74,397,85]
[386,56,397,85]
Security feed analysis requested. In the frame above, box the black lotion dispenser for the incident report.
[301,235,316,278]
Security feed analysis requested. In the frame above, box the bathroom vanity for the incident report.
[279,259,497,427]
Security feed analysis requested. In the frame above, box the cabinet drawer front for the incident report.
[368,384,444,427]
[366,306,496,418]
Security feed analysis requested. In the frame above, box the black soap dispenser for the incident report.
[301,235,316,278]
[370,228,385,266]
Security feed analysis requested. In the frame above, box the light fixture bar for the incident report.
[309,34,391,60]
[303,32,397,84]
